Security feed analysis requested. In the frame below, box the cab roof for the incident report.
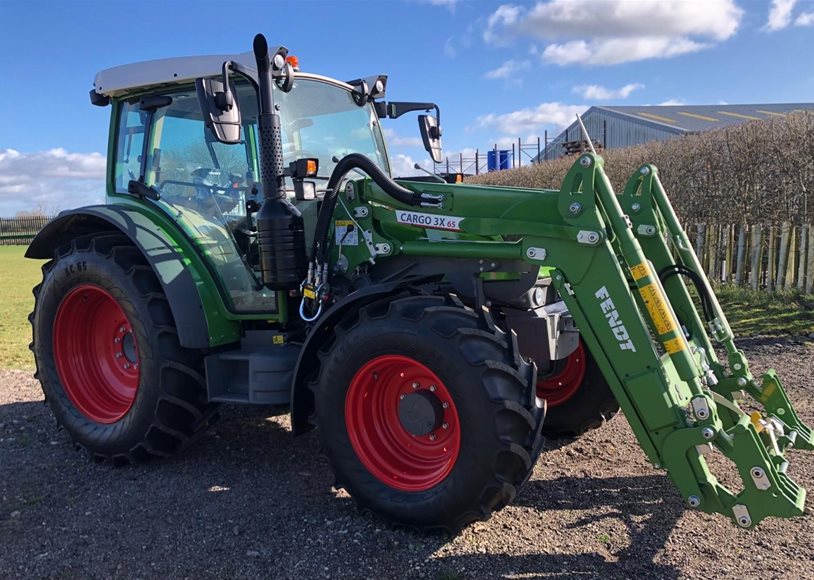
[93,51,263,98]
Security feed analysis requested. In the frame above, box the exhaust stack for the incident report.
[252,33,307,290]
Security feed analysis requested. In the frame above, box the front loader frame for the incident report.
[335,153,811,528]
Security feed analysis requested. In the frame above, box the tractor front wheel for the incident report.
[310,295,544,532]
[30,234,216,463]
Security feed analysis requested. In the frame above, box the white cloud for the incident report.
[472,102,587,136]
[414,0,460,12]
[573,83,644,100]
[658,99,686,106]
[766,0,798,30]
[484,0,742,65]
[382,128,423,148]
[389,154,433,177]
[485,59,531,79]
[796,11,814,26]
[0,149,106,216]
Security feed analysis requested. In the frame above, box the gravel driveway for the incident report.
[2,338,812,579]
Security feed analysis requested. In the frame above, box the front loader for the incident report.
[26,34,811,532]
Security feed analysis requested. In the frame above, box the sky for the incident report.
[0,0,813,215]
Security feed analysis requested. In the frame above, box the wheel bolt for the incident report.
[114,338,121,343]
[412,382,419,389]
[429,434,437,441]
[399,394,405,400]
[442,423,449,430]
[442,402,449,409]
[429,385,437,392]
[372,373,379,381]
[124,363,130,369]
[119,326,126,333]
[115,353,123,358]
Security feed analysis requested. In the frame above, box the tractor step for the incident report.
[204,331,299,405]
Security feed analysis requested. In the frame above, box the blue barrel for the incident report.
[487,150,512,172]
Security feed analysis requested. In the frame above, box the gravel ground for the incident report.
[1,338,813,579]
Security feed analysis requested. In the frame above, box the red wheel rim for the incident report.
[345,355,461,492]
[537,342,586,407]
[53,284,140,424]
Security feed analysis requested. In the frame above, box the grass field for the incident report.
[0,246,46,370]
[0,246,811,370]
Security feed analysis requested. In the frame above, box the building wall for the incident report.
[539,110,681,161]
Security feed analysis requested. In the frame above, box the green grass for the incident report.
[0,247,811,369]
[0,246,46,370]
[714,285,814,338]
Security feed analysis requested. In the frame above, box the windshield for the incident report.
[275,77,390,181]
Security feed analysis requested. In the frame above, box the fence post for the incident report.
[776,221,791,289]
[735,224,746,286]
[796,224,807,290]
[750,225,762,290]
[767,225,775,291]
[807,224,814,294]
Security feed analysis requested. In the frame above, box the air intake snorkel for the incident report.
[252,33,307,290]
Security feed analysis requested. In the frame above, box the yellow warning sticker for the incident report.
[638,283,678,335]
[630,263,650,281]
[663,337,687,354]
[303,287,316,299]
[272,335,285,345]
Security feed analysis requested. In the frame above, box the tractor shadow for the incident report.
[436,473,685,579]
[1,397,683,579]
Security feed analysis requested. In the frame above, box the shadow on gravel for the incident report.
[1,396,682,579]
[436,474,683,579]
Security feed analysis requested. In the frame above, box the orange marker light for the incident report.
[286,55,300,70]
[305,159,318,176]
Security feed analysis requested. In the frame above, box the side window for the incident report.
[114,101,146,191]
[143,83,275,313]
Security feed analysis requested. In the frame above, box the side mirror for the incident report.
[419,114,443,164]
[196,77,242,144]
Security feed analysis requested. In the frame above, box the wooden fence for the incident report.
[0,215,54,246]
[690,223,814,293]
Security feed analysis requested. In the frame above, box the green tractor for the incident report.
[27,34,811,532]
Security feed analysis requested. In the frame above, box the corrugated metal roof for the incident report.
[598,103,814,133]
[536,102,814,162]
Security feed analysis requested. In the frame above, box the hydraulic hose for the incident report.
[311,153,440,264]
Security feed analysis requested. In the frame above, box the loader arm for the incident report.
[346,153,811,528]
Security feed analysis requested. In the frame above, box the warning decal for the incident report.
[630,263,650,281]
[395,210,463,232]
[638,283,679,336]
[335,220,358,246]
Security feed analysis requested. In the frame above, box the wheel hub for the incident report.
[345,355,461,492]
[398,389,444,436]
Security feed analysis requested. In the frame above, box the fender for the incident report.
[289,281,404,434]
[26,205,225,349]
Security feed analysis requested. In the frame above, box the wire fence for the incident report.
[0,215,54,246]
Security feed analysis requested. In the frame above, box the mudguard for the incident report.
[290,281,403,434]
[26,205,212,349]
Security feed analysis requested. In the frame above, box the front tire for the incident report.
[30,234,216,463]
[310,295,544,532]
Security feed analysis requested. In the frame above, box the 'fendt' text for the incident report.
[595,286,637,352]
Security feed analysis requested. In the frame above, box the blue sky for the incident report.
[1,0,813,214]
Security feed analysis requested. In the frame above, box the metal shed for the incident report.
[537,103,814,161]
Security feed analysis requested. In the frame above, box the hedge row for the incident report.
[467,111,814,224]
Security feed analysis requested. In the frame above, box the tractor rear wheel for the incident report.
[310,295,544,532]
[30,234,216,464]
[536,339,619,438]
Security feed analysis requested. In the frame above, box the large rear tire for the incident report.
[536,339,619,438]
[310,295,544,532]
[30,234,217,464]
